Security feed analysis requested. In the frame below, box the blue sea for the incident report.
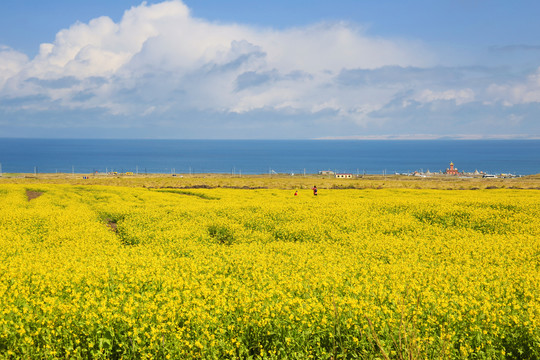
[0,139,538,175]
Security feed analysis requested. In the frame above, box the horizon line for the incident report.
[315,134,540,140]
[1,135,540,141]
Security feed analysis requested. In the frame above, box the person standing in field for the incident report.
[294,190,298,196]
[312,186,317,196]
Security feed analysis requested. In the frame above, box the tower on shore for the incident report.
[445,162,459,175]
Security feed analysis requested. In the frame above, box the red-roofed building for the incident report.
[445,162,459,175]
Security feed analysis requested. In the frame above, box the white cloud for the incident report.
[0,46,29,88]
[252,23,431,74]
[487,67,540,105]
[0,0,434,118]
[415,88,475,105]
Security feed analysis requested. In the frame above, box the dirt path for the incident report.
[26,190,43,201]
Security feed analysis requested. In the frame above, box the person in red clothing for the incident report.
[294,190,298,196]
[312,186,317,196]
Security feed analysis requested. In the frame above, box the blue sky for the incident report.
[1,0,540,139]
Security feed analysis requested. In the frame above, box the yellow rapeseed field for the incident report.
[0,183,538,359]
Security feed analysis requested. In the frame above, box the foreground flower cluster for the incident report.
[0,184,538,359]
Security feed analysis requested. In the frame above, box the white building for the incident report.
[335,173,353,179]
[319,170,335,175]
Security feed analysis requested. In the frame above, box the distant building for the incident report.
[319,170,335,175]
[445,162,459,175]
[335,173,353,178]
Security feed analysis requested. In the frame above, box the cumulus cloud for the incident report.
[0,1,432,116]
[0,0,539,138]
[0,46,29,87]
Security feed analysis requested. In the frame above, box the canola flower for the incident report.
[0,183,538,359]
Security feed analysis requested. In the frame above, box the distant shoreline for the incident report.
[2,172,539,191]
[2,136,540,140]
